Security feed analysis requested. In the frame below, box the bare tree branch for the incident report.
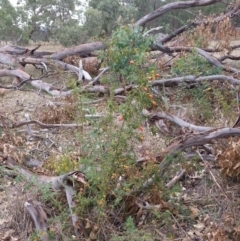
[152,45,239,72]
[0,69,73,96]
[50,42,104,60]
[161,2,240,44]
[151,112,212,132]
[0,118,104,129]
[151,74,240,87]
[159,127,240,177]
[134,0,221,27]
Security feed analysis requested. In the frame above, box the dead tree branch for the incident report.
[134,0,221,27]
[151,74,240,87]
[160,2,240,44]
[159,128,240,177]
[0,69,73,96]
[0,117,103,129]
[151,112,212,132]
[152,45,239,73]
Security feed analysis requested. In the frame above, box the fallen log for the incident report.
[50,42,104,60]
[150,74,240,87]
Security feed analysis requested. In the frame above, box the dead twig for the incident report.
[166,169,186,188]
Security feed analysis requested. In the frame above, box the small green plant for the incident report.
[188,83,215,120]
[45,154,78,175]
[172,50,222,76]
[125,216,135,232]
[110,229,154,241]
[172,49,228,121]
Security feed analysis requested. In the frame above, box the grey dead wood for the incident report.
[151,75,240,87]
[0,69,73,96]
[151,112,212,132]
[151,45,239,73]
[3,156,87,239]
[143,128,240,188]
[50,42,104,60]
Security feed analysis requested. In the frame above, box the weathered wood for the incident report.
[151,75,240,87]
[0,69,73,96]
[159,128,240,177]
[151,112,212,132]
[50,42,104,60]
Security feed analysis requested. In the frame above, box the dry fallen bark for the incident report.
[0,117,104,129]
[3,155,87,189]
[80,84,136,96]
[18,56,92,81]
[65,186,87,238]
[0,46,98,82]
[143,127,240,188]
[0,44,53,57]
[91,67,110,85]
[0,42,104,60]
[166,169,186,188]
[0,48,93,92]
[196,48,239,73]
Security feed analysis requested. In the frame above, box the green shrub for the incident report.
[105,25,153,83]
[172,50,222,76]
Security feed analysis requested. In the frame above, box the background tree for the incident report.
[56,19,87,46]
[1,0,237,46]
[0,0,22,43]
[84,0,136,37]
[16,0,82,43]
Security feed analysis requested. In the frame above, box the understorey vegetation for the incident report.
[1,0,240,240]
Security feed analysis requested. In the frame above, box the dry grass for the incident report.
[0,182,35,240]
